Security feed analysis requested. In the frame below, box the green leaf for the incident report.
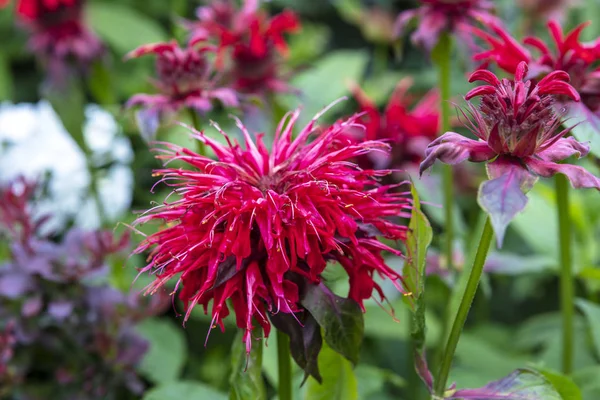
[536,368,582,400]
[283,50,369,126]
[304,340,358,400]
[301,283,364,365]
[87,2,168,54]
[573,366,600,400]
[44,79,87,154]
[229,329,267,400]
[143,381,227,400]
[355,365,405,398]
[576,299,600,359]
[0,52,13,101]
[136,318,187,384]
[87,62,116,105]
[449,368,565,400]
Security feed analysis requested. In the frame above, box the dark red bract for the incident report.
[133,109,411,352]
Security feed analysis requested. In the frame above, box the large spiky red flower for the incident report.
[348,79,439,169]
[125,41,238,140]
[187,0,300,95]
[133,107,411,356]
[472,20,600,127]
[394,0,501,52]
[420,62,600,245]
[2,0,104,81]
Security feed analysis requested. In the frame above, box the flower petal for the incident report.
[526,158,600,189]
[419,132,496,175]
[537,136,590,162]
[479,158,535,247]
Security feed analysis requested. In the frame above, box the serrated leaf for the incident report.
[301,283,364,365]
[136,318,186,384]
[229,328,267,400]
[270,311,322,382]
[304,340,358,400]
[143,381,227,400]
[87,2,168,54]
[450,368,564,400]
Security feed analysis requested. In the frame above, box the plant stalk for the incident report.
[188,108,206,156]
[277,330,292,400]
[435,34,455,273]
[556,173,573,374]
[433,217,494,397]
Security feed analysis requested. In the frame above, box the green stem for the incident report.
[435,34,455,273]
[188,108,206,156]
[277,330,292,400]
[433,217,494,397]
[556,173,573,374]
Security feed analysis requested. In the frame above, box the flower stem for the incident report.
[188,108,206,156]
[556,173,573,374]
[434,33,455,272]
[433,217,493,397]
[277,330,292,400]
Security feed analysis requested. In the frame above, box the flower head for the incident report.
[347,80,439,169]
[473,21,600,116]
[394,0,500,52]
[125,41,238,140]
[5,0,104,82]
[420,62,600,245]
[133,108,410,355]
[187,0,300,95]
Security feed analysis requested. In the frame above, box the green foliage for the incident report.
[87,2,168,54]
[304,341,358,400]
[143,382,227,400]
[229,329,267,400]
[136,318,187,384]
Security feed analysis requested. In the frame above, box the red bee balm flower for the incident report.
[188,0,300,95]
[473,21,600,128]
[125,41,238,140]
[395,0,500,51]
[133,109,410,358]
[4,0,104,80]
[348,80,439,169]
[420,62,600,245]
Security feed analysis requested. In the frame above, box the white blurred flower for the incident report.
[0,101,134,231]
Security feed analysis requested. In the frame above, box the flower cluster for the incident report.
[420,62,600,244]
[2,0,104,82]
[395,0,500,51]
[346,80,440,170]
[0,179,165,398]
[473,20,600,122]
[186,0,300,94]
[133,109,411,355]
[125,41,239,140]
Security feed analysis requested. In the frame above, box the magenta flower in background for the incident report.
[125,41,238,140]
[187,0,300,95]
[472,21,600,130]
[420,62,600,245]
[346,79,440,169]
[2,0,104,82]
[394,0,500,51]
[133,108,411,361]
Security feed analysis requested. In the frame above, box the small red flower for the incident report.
[4,0,104,81]
[395,0,500,52]
[133,108,410,354]
[347,80,439,169]
[420,62,600,245]
[187,0,300,95]
[473,21,600,116]
[125,41,238,140]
